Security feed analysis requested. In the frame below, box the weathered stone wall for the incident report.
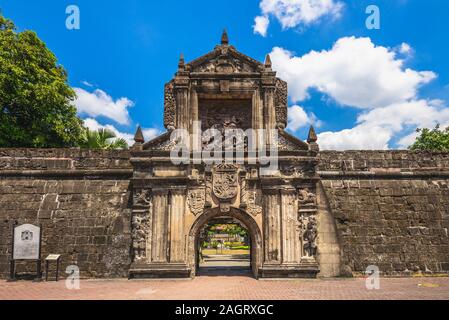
[319,151,449,275]
[0,149,133,279]
[1,149,448,279]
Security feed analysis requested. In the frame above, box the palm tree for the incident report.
[79,128,128,150]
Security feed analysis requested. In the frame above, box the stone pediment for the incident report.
[141,129,310,152]
[187,46,263,74]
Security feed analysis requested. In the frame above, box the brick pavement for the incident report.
[0,277,448,300]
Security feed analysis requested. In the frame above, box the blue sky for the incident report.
[1,0,448,149]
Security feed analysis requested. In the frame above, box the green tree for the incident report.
[79,128,128,150]
[408,125,449,152]
[0,15,84,147]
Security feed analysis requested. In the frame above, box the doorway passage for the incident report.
[197,216,252,277]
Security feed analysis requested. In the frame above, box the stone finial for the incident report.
[307,126,318,143]
[134,126,145,144]
[264,54,272,68]
[178,53,185,70]
[221,29,229,45]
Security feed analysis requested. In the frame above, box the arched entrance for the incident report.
[188,207,263,278]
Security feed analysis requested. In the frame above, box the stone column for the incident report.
[262,87,275,145]
[280,188,299,264]
[169,189,186,263]
[175,88,189,130]
[151,189,169,263]
[263,189,281,263]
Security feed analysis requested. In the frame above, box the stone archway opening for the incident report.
[189,207,262,279]
[198,217,252,277]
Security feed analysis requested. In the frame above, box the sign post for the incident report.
[9,222,42,282]
[45,254,62,282]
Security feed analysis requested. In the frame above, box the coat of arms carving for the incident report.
[188,189,206,216]
[213,164,239,200]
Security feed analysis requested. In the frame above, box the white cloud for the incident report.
[318,125,392,151]
[142,128,160,142]
[270,37,436,109]
[74,88,134,125]
[254,16,270,37]
[269,36,447,150]
[83,118,160,147]
[317,100,449,150]
[254,0,344,35]
[288,105,309,131]
[399,42,412,55]
[81,81,94,87]
[287,105,322,131]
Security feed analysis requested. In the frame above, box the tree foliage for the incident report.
[408,125,449,152]
[79,129,128,150]
[208,224,248,237]
[0,15,84,147]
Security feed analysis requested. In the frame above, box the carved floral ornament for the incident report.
[134,189,152,206]
[298,188,317,206]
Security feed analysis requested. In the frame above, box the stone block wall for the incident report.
[0,149,133,279]
[0,149,448,279]
[319,151,449,275]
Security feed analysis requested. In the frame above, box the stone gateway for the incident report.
[0,32,448,279]
[129,31,322,278]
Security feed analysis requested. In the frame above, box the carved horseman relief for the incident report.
[132,189,152,262]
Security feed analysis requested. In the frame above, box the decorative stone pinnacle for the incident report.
[178,53,185,70]
[265,54,272,68]
[307,126,318,144]
[221,29,229,45]
[134,126,145,144]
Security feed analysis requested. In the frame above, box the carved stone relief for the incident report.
[298,188,317,207]
[275,79,288,129]
[298,187,318,260]
[164,81,176,130]
[192,55,259,74]
[205,174,213,207]
[187,189,206,216]
[134,189,152,206]
[199,100,252,132]
[212,164,239,200]
[280,164,304,178]
[240,176,262,217]
[132,189,152,262]
[300,215,318,258]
